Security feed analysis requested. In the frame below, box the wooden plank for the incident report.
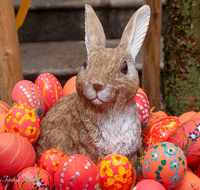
[0,0,23,104]
[142,0,162,111]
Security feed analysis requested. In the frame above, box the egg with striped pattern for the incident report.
[35,73,63,113]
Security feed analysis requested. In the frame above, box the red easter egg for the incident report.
[11,80,45,120]
[37,149,67,178]
[170,118,200,168]
[194,165,200,177]
[135,92,150,130]
[173,171,200,190]
[35,73,63,113]
[0,133,36,177]
[54,154,99,190]
[63,76,77,96]
[0,181,10,190]
[0,113,6,134]
[4,103,41,144]
[0,100,10,114]
[144,117,181,147]
[142,142,187,189]
[134,179,166,190]
[13,167,54,189]
[178,111,197,124]
[97,154,134,190]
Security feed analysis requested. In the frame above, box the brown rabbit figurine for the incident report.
[35,4,150,167]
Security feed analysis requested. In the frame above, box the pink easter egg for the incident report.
[13,167,54,189]
[4,103,41,144]
[35,73,63,113]
[11,80,45,120]
[54,154,99,190]
[134,179,166,190]
[170,118,200,168]
[135,92,150,130]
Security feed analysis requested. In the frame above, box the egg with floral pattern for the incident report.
[54,154,99,190]
[11,80,45,120]
[13,167,54,190]
[4,103,41,144]
[35,73,63,113]
[142,142,187,189]
[144,117,181,147]
[97,154,135,190]
[134,92,150,130]
[37,149,67,178]
[170,118,200,169]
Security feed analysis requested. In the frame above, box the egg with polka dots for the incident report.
[35,73,63,113]
[134,92,150,130]
[54,154,99,190]
[11,80,45,120]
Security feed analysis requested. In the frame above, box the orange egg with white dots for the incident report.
[35,73,63,113]
[37,149,67,178]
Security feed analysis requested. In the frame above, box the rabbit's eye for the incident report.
[84,59,88,70]
[121,61,128,74]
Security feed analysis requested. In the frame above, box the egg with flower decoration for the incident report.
[134,92,150,130]
[37,149,67,178]
[11,80,45,120]
[142,142,187,190]
[4,103,41,144]
[170,118,200,169]
[35,73,63,113]
[54,154,99,190]
[144,117,181,147]
[0,133,36,178]
[97,153,135,190]
[13,167,54,190]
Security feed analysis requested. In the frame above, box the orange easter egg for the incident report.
[190,112,200,119]
[4,103,41,144]
[142,142,187,189]
[178,111,197,124]
[37,149,67,178]
[0,100,10,114]
[63,76,77,96]
[35,73,63,113]
[13,167,54,190]
[0,113,6,134]
[144,117,181,147]
[0,133,36,177]
[173,171,200,190]
[97,154,135,190]
[137,87,147,98]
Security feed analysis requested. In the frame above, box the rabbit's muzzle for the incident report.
[83,82,116,106]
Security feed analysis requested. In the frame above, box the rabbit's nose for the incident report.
[93,83,103,92]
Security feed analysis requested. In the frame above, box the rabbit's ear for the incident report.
[85,4,106,56]
[118,5,150,61]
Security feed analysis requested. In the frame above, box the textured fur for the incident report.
[35,4,150,166]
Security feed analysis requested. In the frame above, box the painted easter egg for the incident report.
[0,113,6,134]
[13,167,54,190]
[37,149,67,178]
[135,92,150,130]
[133,179,166,190]
[142,142,187,189]
[4,103,41,144]
[11,80,45,120]
[170,118,200,168]
[190,112,200,119]
[0,100,10,114]
[54,154,99,190]
[0,133,36,177]
[137,146,151,182]
[35,73,63,113]
[0,181,10,190]
[63,76,77,96]
[173,171,200,190]
[144,117,181,147]
[137,87,147,98]
[97,153,135,190]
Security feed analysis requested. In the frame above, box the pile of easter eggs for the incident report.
[0,72,200,190]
